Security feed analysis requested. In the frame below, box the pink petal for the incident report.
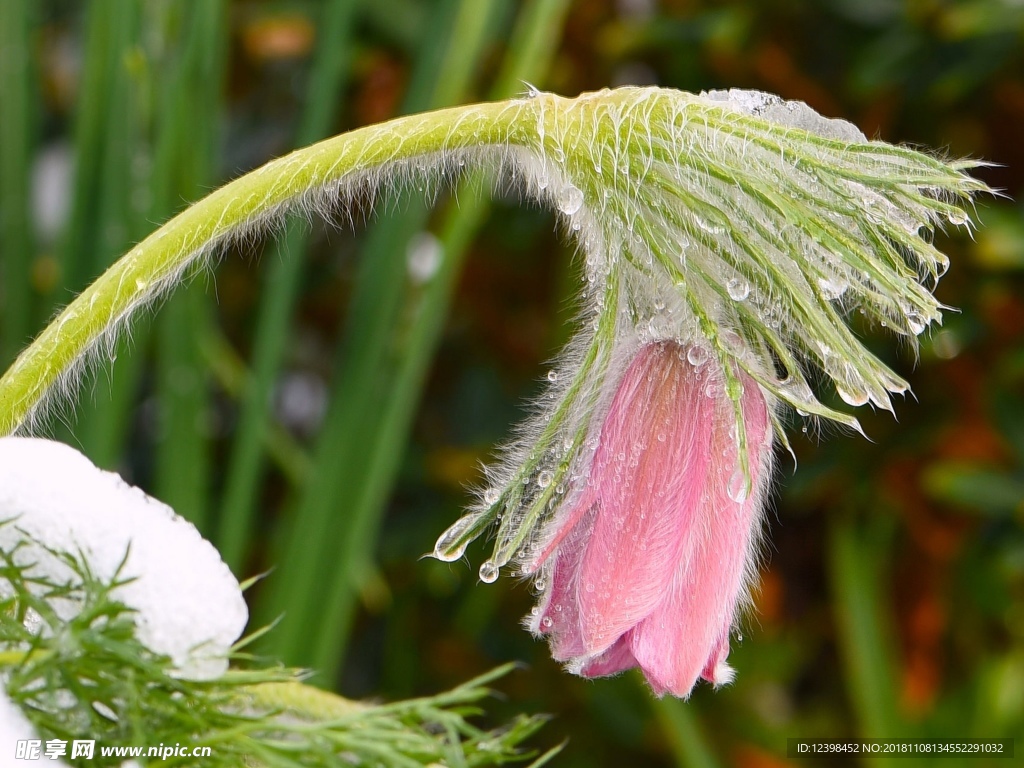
[629,372,771,697]
[532,503,599,660]
[575,343,715,654]
[579,634,639,678]
[701,629,734,686]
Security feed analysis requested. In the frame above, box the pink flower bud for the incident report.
[526,340,773,698]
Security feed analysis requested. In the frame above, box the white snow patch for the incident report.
[0,437,247,680]
[702,88,866,142]
[0,689,48,761]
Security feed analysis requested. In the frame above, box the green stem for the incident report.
[0,98,538,436]
[0,648,51,666]
[246,680,367,720]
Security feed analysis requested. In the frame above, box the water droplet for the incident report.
[905,308,927,335]
[479,560,499,583]
[547,370,559,382]
[727,469,750,503]
[817,276,848,300]
[694,216,724,235]
[727,278,750,301]
[555,184,584,215]
[540,616,553,629]
[483,487,500,505]
[946,208,968,226]
[686,345,709,367]
[653,297,666,311]
[537,471,553,488]
[433,513,481,561]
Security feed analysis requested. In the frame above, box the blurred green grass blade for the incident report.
[202,331,312,487]
[259,0,500,668]
[61,0,150,465]
[490,0,571,98]
[828,516,904,764]
[57,0,139,300]
[653,697,722,768]
[922,462,1024,517]
[151,0,229,531]
[217,0,360,573]
[305,0,571,679]
[0,0,36,368]
[75,9,152,466]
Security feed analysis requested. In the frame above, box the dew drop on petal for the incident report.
[727,469,750,503]
[686,345,709,367]
[478,560,499,583]
[727,278,750,301]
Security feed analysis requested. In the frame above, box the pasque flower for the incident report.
[525,340,772,697]
[426,88,983,696]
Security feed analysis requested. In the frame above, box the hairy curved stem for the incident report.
[0,98,536,435]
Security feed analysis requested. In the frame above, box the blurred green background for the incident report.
[1,0,1023,765]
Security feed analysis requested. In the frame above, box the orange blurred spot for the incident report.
[754,567,784,628]
[354,57,406,126]
[751,42,840,117]
[731,744,792,768]
[901,590,945,714]
[242,15,315,61]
